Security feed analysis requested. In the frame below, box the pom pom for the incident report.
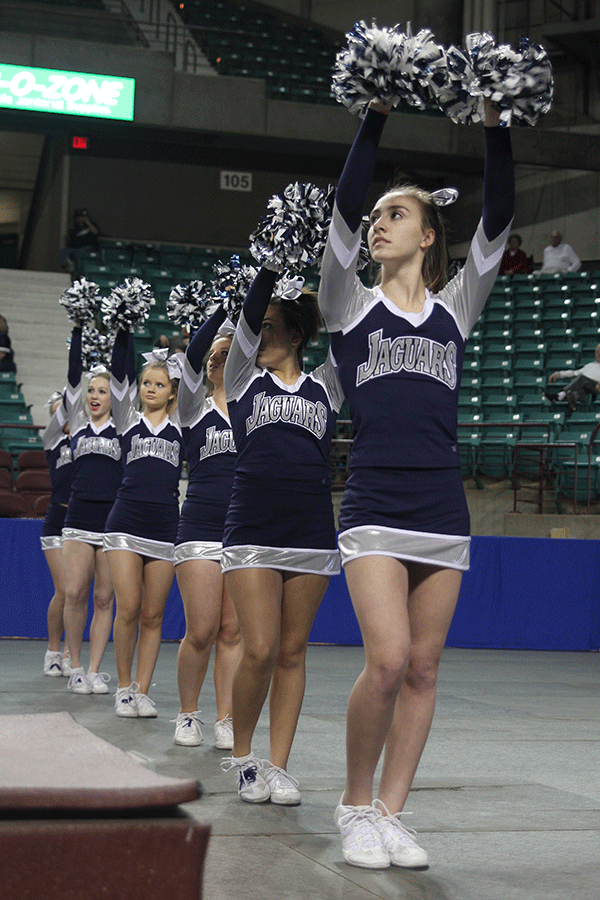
[332,21,407,115]
[394,26,447,112]
[59,277,101,324]
[81,323,115,371]
[250,182,336,273]
[332,22,446,115]
[212,255,259,325]
[101,277,155,332]
[167,280,212,331]
[438,33,553,126]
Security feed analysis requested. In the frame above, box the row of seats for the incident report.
[179,0,339,104]
[0,373,41,462]
[0,449,50,518]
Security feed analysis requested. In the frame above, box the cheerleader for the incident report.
[318,98,514,868]
[41,390,73,678]
[104,332,182,718]
[172,305,240,749]
[219,267,343,805]
[62,328,123,695]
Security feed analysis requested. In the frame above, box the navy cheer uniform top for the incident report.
[318,109,514,570]
[175,305,237,559]
[104,329,182,558]
[62,327,123,542]
[221,266,343,576]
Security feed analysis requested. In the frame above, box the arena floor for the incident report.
[1,639,599,900]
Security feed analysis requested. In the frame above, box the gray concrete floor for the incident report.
[1,639,599,900]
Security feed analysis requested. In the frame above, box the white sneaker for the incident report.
[264,765,301,805]
[220,754,271,803]
[373,799,429,868]
[135,692,157,718]
[43,650,63,677]
[87,672,111,694]
[214,715,233,750]
[173,711,203,746]
[115,683,139,717]
[334,795,390,869]
[61,654,72,677]
[67,666,93,694]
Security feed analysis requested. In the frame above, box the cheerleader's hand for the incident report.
[483,98,501,127]
[368,96,398,115]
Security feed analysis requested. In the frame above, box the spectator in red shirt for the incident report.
[499,233,530,275]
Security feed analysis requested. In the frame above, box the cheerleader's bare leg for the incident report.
[135,557,174,695]
[212,579,241,721]
[108,549,144,688]
[268,572,329,769]
[378,563,462,814]
[343,556,460,810]
[176,559,229,713]
[62,539,96,669]
[225,567,283,758]
[44,547,67,653]
[87,545,114,674]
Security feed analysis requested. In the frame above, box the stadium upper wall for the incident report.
[0,30,599,175]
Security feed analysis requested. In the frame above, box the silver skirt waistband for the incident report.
[173,541,223,566]
[221,543,340,576]
[103,532,174,562]
[338,526,470,571]
[40,535,63,551]
[62,527,104,547]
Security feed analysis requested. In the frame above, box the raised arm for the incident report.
[319,104,389,331]
[178,305,227,426]
[110,328,137,434]
[223,266,278,403]
[42,397,68,451]
[482,103,515,242]
[444,103,515,337]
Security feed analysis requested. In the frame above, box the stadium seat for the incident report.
[17,450,48,471]
[33,494,51,517]
[0,491,32,517]
[15,470,51,502]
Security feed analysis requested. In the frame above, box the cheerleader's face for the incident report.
[140,366,174,413]
[206,337,231,388]
[368,193,434,265]
[257,305,300,370]
[87,377,111,422]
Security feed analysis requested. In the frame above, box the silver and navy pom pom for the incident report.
[393,26,447,112]
[332,21,406,115]
[101,277,155,332]
[59,277,101,324]
[250,182,336,273]
[167,280,212,331]
[212,255,258,325]
[439,32,553,126]
[81,323,115,371]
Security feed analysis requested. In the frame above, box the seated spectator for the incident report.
[60,208,101,272]
[544,344,600,410]
[0,314,16,373]
[499,233,530,275]
[154,334,170,350]
[540,229,580,274]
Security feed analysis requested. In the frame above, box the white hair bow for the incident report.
[277,275,305,301]
[142,347,184,380]
[431,188,459,207]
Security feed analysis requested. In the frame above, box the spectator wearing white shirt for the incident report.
[545,344,600,409]
[540,229,581,274]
